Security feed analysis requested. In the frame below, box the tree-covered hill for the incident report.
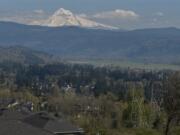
[0,46,54,64]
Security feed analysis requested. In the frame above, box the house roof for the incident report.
[0,108,29,120]
[0,109,84,135]
[23,112,84,134]
[0,119,53,135]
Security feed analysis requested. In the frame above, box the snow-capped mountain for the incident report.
[33,8,118,30]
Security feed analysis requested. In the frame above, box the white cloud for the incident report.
[93,9,139,20]
[0,10,47,25]
[156,12,164,17]
[33,9,45,14]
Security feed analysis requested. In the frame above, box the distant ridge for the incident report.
[0,21,180,64]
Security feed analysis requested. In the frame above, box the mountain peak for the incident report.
[40,8,118,30]
[53,8,73,17]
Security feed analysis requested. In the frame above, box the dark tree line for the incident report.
[0,61,171,101]
[0,61,180,134]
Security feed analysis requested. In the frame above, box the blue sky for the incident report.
[0,0,179,29]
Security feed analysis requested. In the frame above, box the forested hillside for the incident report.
[0,46,55,64]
